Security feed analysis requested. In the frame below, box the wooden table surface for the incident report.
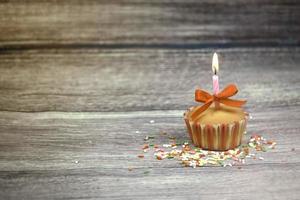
[0,1,299,199]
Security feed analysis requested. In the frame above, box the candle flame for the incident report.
[212,52,219,75]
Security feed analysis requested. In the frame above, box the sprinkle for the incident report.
[142,144,149,149]
[248,143,255,148]
[135,131,140,134]
[189,160,197,168]
[160,131,167,136]
[189,150,196,154]
[144,136,155,141]
[147,133,276,168]
[156,148,164,152]
[156,155,163,160]
[138,154,144,158]
[149,120,155,124]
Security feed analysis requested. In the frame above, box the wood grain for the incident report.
[0,106,299,199]
[0,48,299,112]
[0,1,299,199]
[0,0,299,47]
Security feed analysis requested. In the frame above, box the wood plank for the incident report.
[0,48,299,112]
[0,0,299,46]
[0,164,299,200]
[0,106,299,199]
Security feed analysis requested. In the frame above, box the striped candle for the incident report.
[212,53,220,108]
[212,74,219,94]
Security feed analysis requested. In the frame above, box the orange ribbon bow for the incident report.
[191,84,246,119]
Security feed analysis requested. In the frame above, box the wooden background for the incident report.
[0,0,299,199]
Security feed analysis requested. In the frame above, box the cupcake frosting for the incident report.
[190,104,245,125]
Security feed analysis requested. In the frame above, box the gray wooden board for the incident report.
[0,106,299,199]
[0,0,299,46]
[0,1,300,199]
[0,47,299,112]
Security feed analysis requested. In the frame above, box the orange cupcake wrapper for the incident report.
[184,109,248,151]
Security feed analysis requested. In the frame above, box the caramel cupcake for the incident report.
[184,84,247,151]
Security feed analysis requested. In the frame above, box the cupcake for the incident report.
[184,84,247,151]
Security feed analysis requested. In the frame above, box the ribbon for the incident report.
[190,84,246,119]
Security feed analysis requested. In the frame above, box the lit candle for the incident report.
[212,52,220,108]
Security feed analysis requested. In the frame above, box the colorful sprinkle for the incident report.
[138,154,144,158]
[144,136,155,141]
[139,133,276,168]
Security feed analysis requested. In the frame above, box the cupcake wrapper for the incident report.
[184,109,247,151]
